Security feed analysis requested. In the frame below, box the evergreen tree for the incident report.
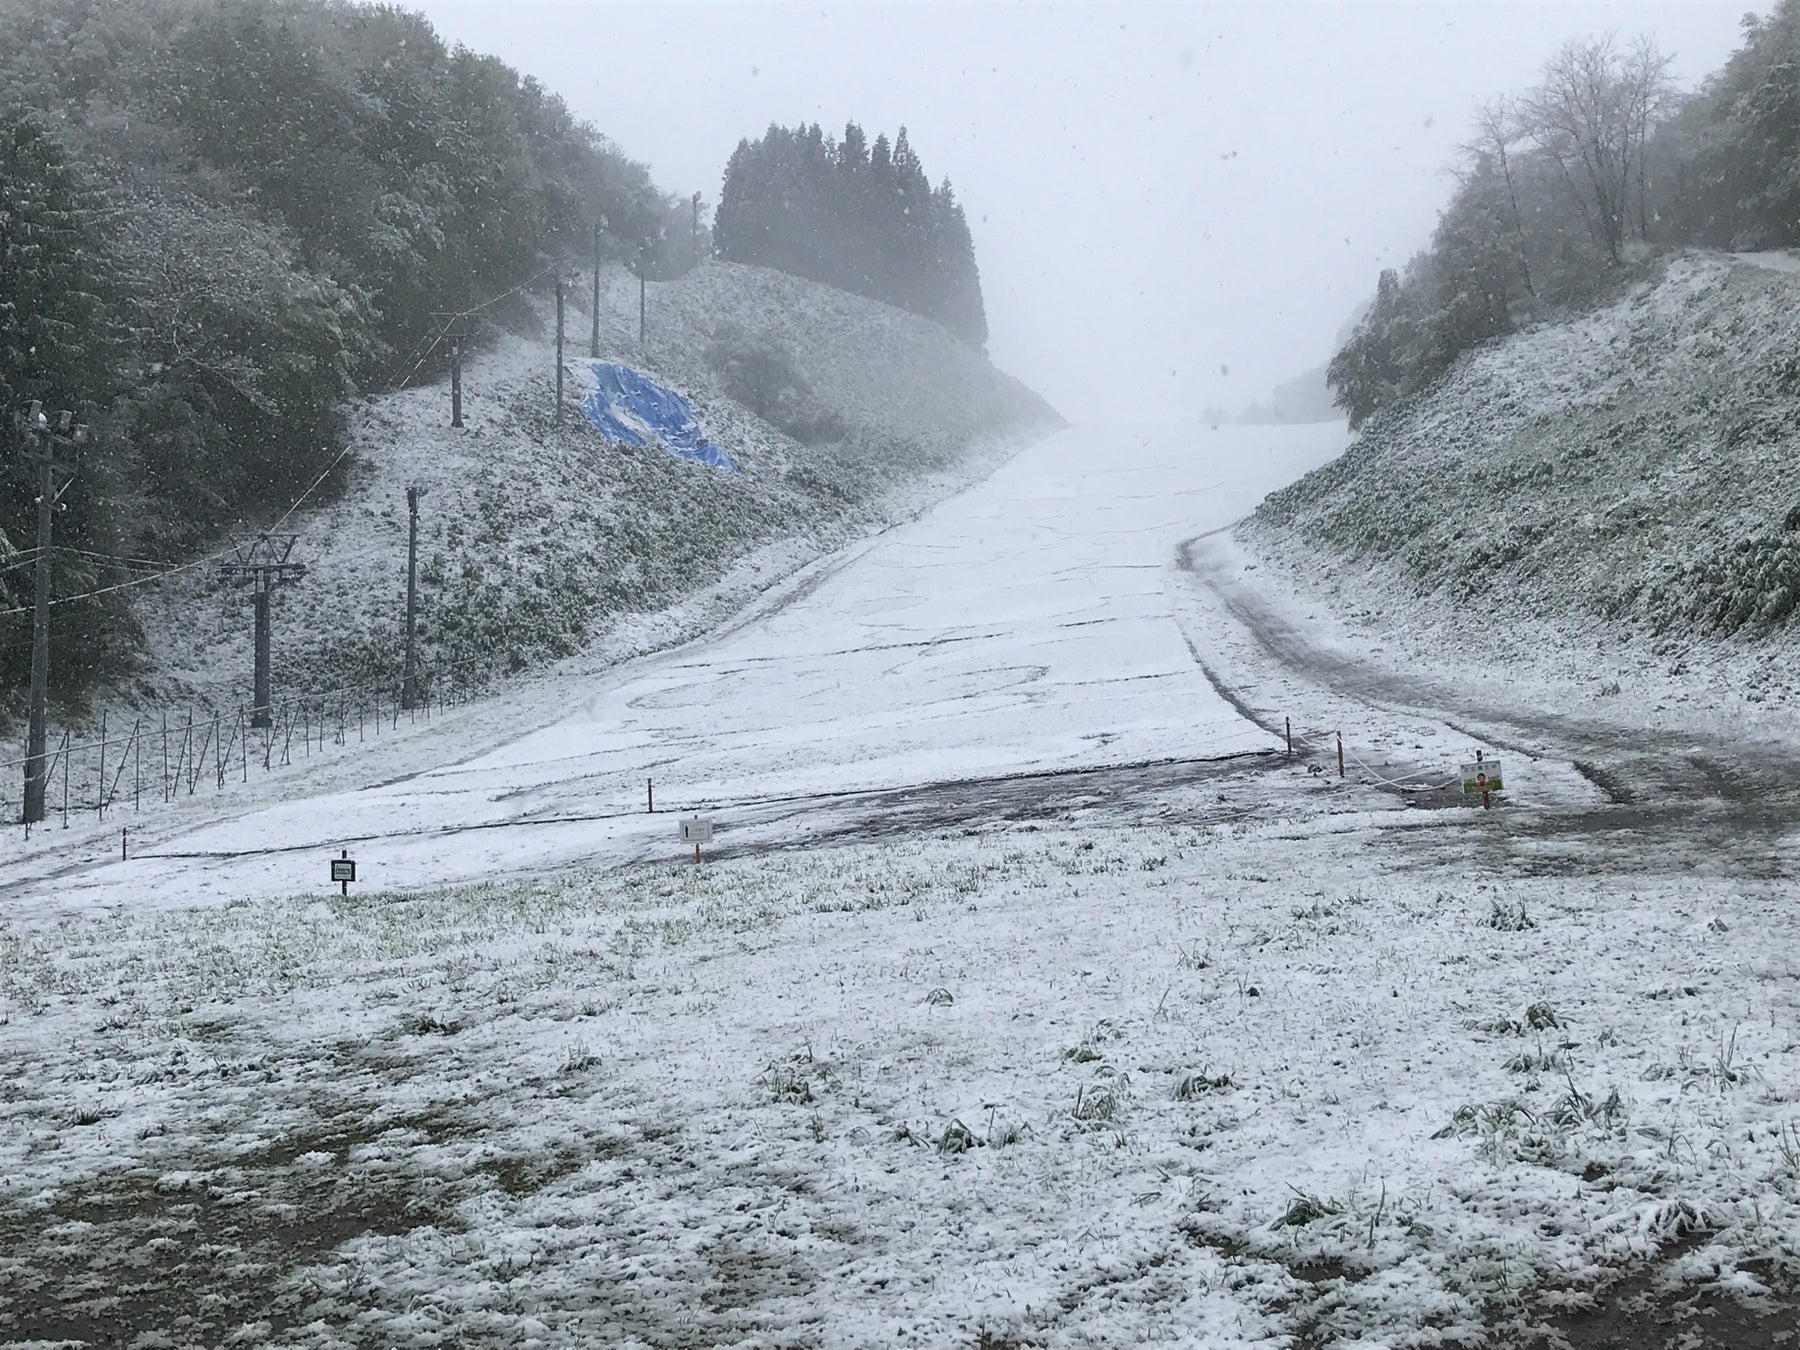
[714,120,987,345]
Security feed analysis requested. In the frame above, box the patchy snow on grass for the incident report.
[1243,251,1800,743]
[4,809,1797,1346]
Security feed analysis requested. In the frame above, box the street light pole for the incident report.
[13,401,88,826]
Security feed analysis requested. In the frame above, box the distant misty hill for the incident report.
[1236,364,1340,426]
[714,122,988,347]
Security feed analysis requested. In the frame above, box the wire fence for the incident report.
[3,656,503,834]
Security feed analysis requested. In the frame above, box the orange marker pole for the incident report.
[1336,731,1344,779]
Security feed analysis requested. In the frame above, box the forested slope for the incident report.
[0,0,691,709]
[131,259,1055,715]
[0,0,1052,726]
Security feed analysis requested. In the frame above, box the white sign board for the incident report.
[1461,761,1504,795]
[680,817,714,844]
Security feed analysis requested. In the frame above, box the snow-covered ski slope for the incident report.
[29,419,1349,917]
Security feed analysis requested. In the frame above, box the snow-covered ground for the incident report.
[13,420,1347,920]
[38,258,1052,739]
[6,803,1797,1346]
[6,415,1799,1348]
[1242,252,1800,751]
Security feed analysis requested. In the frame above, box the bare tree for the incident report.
[1623,35,1677,241]
[1465,98,1537,298]
[1520,34,1674,264]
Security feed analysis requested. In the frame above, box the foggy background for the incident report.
[407,1,1754,422]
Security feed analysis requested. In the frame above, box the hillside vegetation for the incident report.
[1247,253,1800,687]
[716,121,987,346]
[1328,3,1800,430]
[0,0,1048,724]
[129,259,1055,715]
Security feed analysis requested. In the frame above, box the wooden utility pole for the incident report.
[13,401,88,825]
[401,485,427,710]
[555,277,565,424]
[432,312,471,428]
[692,192,701,265]
[221,535,305,728]
[591,223,602,359]
[638,241,648,347]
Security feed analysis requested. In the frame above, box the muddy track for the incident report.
[1174,532,1800,838]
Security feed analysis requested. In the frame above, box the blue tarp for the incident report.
[581,362,738,473]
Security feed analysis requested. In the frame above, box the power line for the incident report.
[0,264,565,621]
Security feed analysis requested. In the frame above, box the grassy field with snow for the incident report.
[1243,251,1800,723]
[5,802,1797,1347]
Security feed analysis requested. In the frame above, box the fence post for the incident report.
[161,710,169,803]
[97,711,106,821]
[134,721,141,811]
[60,731,69,828]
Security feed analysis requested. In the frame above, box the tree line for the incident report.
[714,121,988,347]
[0,0,686,710]
[1331,5,1800,428]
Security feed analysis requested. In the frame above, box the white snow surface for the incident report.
[14,421,1347,918]
[6,416,1799,1347]
[1241,251,1800,751]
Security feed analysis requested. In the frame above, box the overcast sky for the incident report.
[409,0,1755,420]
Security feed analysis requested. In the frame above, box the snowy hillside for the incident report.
[1242,251,1800,714]
[123,260,1057,718]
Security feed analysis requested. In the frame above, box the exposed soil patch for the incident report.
[1520,1259,1800,1349]
[0,1107,473,1347]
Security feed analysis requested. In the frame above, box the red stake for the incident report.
[122,826,128,861]
[648,777,654,814]
[694,842,701,865]
[1285,717,1291,759]
[1336,731,1344,779]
